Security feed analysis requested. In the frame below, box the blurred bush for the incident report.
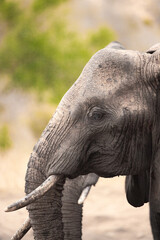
[0,103,4,114]
[33,0,67,12]
[29,109,52,139]
[143,17,153,26]
[89,27,116,49]
[0,0,21,25]
[0,124,12,152]
[0,0,117,104]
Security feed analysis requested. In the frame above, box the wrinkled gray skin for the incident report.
[25,41,160,239]
[62,173,98,240]
[26,172,98,240]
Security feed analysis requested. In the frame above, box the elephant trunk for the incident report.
[62,174,98,240]
[25,155,65,240]
[23,96,83,239]
[62,177,84,240]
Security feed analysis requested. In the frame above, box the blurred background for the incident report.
[0,0,159,239]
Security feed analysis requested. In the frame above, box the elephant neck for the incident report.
[25,165,65,240]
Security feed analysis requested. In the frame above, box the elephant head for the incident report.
[6,42,160,239]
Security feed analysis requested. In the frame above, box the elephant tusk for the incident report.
[78,185,91,204]
[11,217,31,240]
[5,175,60,212]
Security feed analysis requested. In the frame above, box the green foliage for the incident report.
[143,18,153,26]
[0,124,12,152]
[0,104,4,114]
[0,1,117,104]
[33,0,67,12]
[29,110,52,139]
[0,19,58,93]
[89,27,117,49]
[0,0,21,25]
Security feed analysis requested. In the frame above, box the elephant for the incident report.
[6,41,160,239]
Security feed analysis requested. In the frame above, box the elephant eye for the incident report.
[91,112,104,121]
[88,107,106,122]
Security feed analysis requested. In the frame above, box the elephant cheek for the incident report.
[45,140,86,178]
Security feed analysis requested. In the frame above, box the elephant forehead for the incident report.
[77,48,140,97]
[117,92,149,118]
[58,48,142,112]
[84,47,140,78]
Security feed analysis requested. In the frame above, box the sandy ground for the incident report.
[0,177,153,240]
[83,177,152,240]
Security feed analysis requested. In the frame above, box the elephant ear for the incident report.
[125,171,150,207]
[150,147,160,211]
[106,41,125,50]
[149,146,160,239]
[149,58,160,238]
[150,87,160,212]
[126,42,160,209]
[146,43,160,54]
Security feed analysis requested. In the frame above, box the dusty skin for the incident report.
[1,177,152,240]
